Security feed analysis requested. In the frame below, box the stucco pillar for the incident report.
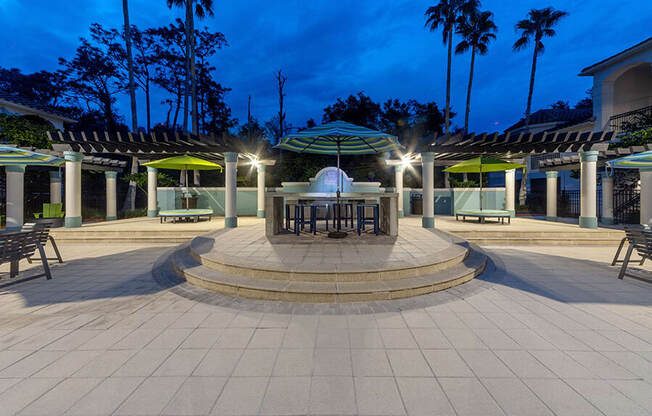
[444,171,450,188]
[147,167,158,217]
[601,173,614,225]
[395,164,405,218]
[224,152,238,228]
[5,165,25,231]
[49,170,62,204]
[504,169,515,217]
[256,163,266,218]
[545,171,558,221]
[64,151,83,228]
[105,171,117,221]
[640,170,652,226]
[421,152,435,228]
[579,151,599,229]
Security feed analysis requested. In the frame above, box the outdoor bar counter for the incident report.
[265,192,399,237]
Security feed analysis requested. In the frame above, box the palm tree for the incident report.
[122,0,138,212]
[425,0,478,135]
[167,0,214,135]
[455,10,497,133]
[513,7,568,127]
[513,7,567,205]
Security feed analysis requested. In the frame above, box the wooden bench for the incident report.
[611,226,652,281]
[22,222,63,264]
[159,209,213,223]
[0,228,52,287]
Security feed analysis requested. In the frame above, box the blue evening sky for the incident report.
[1,0,650,133]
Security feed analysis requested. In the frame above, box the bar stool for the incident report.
[332,202,354,229]
[357,203,379,236]
[310,203,330,235]
[294,204,310,236]
[285,203,296,231]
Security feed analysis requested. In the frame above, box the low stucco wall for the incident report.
[402,188,506,215]
[157,187,258,216]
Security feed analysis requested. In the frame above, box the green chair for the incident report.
[34,203,64,219]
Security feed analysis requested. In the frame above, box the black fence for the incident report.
[557,190,602,219]
[614,189,640,224]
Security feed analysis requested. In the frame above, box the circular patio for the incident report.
[170,223,487,302]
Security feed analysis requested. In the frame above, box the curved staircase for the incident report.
[169,225,487,302]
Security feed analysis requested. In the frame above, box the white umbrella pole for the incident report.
[185,167,189,209]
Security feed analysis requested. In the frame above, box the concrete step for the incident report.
[50,230,199,243]
[188,234,469,281]
[460,236,623,245]
[171,246,487,302]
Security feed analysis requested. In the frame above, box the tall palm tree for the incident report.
[167,0,214,135]
[455,10,497,133]
[122,0,138,212]
[513,7,567,205]
[425,0,478,135]
[513,7,568,127]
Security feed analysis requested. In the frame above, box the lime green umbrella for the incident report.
[143,155,223,207]
[444,156,524,210]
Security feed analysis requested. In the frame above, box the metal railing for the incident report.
[614,189,640,224]
[557,190,603,219]
[609,105,652,133]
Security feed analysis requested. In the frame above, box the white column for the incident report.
[256,163,266,218]
[395,164,404,218]
[444,171,450,188]
[147,167,158,217]
[579,151,599,229]
[64,151,83,228]
[5,165,25,231]
[105,171,117,221]
[224,152,238,228]
[640,171,652,226]
[504,169,515,217]
[545,171,558,221]
[49,170,62,204]
[601,173,614,225]
[421,152,435,228]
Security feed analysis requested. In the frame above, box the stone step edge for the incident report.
[172,248,486,302]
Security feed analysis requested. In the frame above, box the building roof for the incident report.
[579,36,652,76]
[505,108,593,132]
[0,92,77,124]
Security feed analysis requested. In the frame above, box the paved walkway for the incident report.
[0,241,651,415]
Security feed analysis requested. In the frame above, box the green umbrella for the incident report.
[143,155,223,208]
[0,145,64,166]
[444,156,524,210]
[276,121,403,237]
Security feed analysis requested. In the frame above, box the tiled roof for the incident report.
[506,108,593,132]
[0,92,76,122]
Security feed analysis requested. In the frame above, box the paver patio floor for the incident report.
[0,240,651,415]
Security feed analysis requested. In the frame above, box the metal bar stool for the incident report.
[333,202,354,229]
[294,204,310,236]
[310,203,330,235]
[356,204,379,236]
[285,203,296,231]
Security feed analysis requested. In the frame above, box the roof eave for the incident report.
[579,37,652,76]
[0,98,77,124]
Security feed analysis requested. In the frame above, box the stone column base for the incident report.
[147,209,158,218]
[507,210,515,218]
[225,216,238,228]
[398,210,404,218]
[257,210,265,218]
[422,216,435,228]
[601,217,614,225]
[106,216,117,221]
[579,216,598,229]
[545,216,557,222]
[65,216,82,228]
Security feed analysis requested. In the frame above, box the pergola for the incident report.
[40,130,274,228]
[385,129,633,229]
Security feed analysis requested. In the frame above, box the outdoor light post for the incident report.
[49,170,62,204]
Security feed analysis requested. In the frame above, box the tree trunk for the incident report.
[464,45,476,134]
[173,90,181,130]
[189,5,198,136]
[122,156,138,212]
[525,45,538,127]
[444,29,452,135]
[182,0,191,134]
[145,81,151,132]
[122,0,138,132]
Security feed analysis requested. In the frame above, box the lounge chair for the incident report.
[611,225,652,280]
